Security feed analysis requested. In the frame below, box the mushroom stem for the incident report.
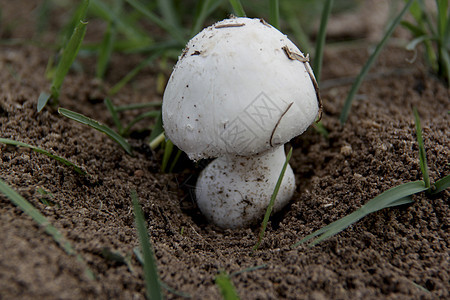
[195,146,295,229]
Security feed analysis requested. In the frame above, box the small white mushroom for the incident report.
[162,17,320,228]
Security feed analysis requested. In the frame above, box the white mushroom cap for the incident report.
[163,17,319,161]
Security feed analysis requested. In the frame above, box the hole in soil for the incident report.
[269,202,293,230]
[413,77,426,95]
[425,279,435,291]
[176,164,209,227]
[0,104,8,117]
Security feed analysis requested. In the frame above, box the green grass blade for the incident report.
[312,121,329,138]
[161,139,174,172]
[417,0,437,37]
[281,4,312,54]
[269,0,279,29]
[157,0,180,30]
[339,0,414,125]
[228,0,246,17]
[253,147,293,251]
[125,0,186,45]
[104,98,123,133]
[436,0,448,39]
[149,111,164,142]
[149,132,165,150]
[191,0,218,37]
[133,247,191,298]
[385,196,414,208]
[51,19,88,102]
[358,181,427,214]
[168,149,182,173]
[58,108,133,155]
[405,35,431,51]
[313,0,333,83]
[413,107,430,188]
[36,0,51,36]
[215,272,240,300]
[432,174,450,194]
[131,190,163,300]
[115,101,162,112]
[96,22,116,79]
[90,0,149,43]
[0,179,94,279]
[0,138,87,175]
[230,264,267,277]
[37,92,51,113]
[438,41,450,85]
[109,51,162,96]
[122,111,160,136]
[293,180,427,247]
[401,20,426,37]
[59,0,90,45]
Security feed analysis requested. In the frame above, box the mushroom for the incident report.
[162,17,321,229]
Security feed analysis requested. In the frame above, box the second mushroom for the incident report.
[162,17,321,229]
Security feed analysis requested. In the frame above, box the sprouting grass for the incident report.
[58,107,133,155]
[293,109,449,247]
[229,0,246,17]
[292,181,427,247]
[312,0,334,83]
[149,132,165,150]
[37,0,90,112]
[0,178,94,280]
[432,174,450,194]
[122,111,161,137]
[104,98,161,137]
[96,15,117,79]
[115,102,162,112]
[413,107,430,188]
[253,147,293,252]
[108,51,163,96]
[339,0,414,125]
[215,271,240,300]
[131,190,163,300]
[104,98,123,134]
[269,0,280,29]
[402,0,450,85]
[215,265,267,300]
[133,247,192,299]
[0,138,87,175]
[124,0,186,45]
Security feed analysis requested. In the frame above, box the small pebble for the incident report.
[340,144,352,156]
[134,169,144,177]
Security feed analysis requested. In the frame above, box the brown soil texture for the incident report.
[1,1,449,299]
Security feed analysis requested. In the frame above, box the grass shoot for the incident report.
[37,0,90,112]
[108,51,163,96]
[0,138,87,175]
[0,178,94,280]
[215,271,240,300]
[413,107,430,188]
[131,190,163,300]
[229,0,246,17]
[339,0,414,125]
[58,107,133,155]
[312,0,333,84]
[402,0,450,85]
[253,147,293,251]
[292,181,427,248]
[294,108,449,247]
[269,0,280,29]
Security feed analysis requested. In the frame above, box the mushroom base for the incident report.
[195,147,295,229]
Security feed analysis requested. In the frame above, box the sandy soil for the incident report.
[0,1,448,299]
